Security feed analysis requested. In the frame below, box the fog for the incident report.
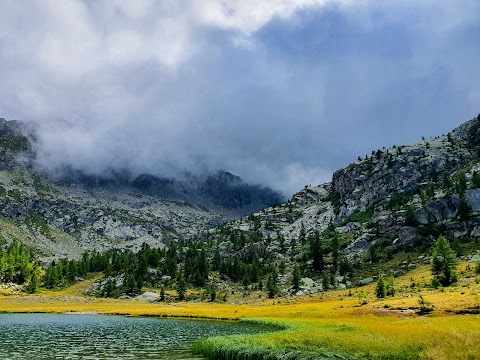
[0,0,479,195]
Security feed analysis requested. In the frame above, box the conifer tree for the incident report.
[160,285,165,302]
[332,235,339,272]
[267,273,278,298]
[292,263,302,293]
[26,269,40,294]
[375,276,386,298]
[299,223,306,246]
[310,231,324,272]
[458,193,471,220]
[177,273,187,300]
[431,236,458,286]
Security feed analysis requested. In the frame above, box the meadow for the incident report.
[1,262,479,360]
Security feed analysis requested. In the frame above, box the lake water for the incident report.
[0,313,268,359]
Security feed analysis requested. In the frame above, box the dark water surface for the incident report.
[0,313,266,359]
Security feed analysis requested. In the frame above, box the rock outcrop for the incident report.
[219,114,480,259]
[0,118,283,259]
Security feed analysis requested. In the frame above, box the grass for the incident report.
[1,263,480,359]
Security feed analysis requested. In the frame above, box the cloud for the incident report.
[0,0,479,195]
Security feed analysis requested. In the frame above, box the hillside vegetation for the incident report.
[1,115,480,359]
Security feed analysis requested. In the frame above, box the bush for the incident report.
[389,191,414,211]
[430,277,442,289]
[475,262,480,275]
[347,209,374,224]
[418,294,433,314]
[385,277,397,296]
[404,206,417,226]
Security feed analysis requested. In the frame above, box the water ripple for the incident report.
[0,314,266,360]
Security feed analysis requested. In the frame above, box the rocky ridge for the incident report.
[221,115,480,259]
[0,118,282,261]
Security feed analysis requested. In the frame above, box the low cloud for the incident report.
[1,0,479,195]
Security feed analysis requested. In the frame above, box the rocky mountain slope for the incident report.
[220,115,480,260]
[0,118,282,261]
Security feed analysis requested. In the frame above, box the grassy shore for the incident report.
[1,263,479,359]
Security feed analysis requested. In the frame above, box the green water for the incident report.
[0,314,267,359]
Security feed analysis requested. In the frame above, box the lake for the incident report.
[0,313,268,359]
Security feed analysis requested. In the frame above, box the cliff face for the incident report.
[223,115,480,258]
[0,118,282,260]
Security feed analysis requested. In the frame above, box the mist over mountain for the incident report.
[0,116,283,213]
[2,1,479,194]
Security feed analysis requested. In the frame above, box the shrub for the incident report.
[385,277,397,297]
[418,294,433,314]
[475,262,480,275]
[347,209,373,224]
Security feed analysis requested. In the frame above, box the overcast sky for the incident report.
[0,1,479,195]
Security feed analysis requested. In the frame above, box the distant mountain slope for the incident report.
[220,114,480,258]
[0,117,283,260]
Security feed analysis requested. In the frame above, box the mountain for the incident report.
[216,115,480,261]
[0,118,283,261]
[1,113,480,282]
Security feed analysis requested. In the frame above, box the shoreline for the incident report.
[2,263,480,360]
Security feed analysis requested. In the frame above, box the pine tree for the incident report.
[193,247,208,286]
[404,206,417,226]
[442,174,453,194]
[242,271,250,290]
[322,272,329,290]
[310,231,324,272]
[267,273,278,298]
[105,279,115,298]
[472,171,480,188]
[375,276,386,298]
[249,260,259,283]
[212,248,221,271]
[125,273,136,294]
[331,235,339,272]
[299,223,306,246]
[277,231,286,254]
[208,283,216,302]
[458,193,471,220]
[160,285,165,302]
[431,236,458,286]
[292,263,301,293]
[177,273,187,300]
[456,174,467,194]
[26,269,40,294]
[290,236,297,255]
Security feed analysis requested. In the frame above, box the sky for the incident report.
[0,0,479,195]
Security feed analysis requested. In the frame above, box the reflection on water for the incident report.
[0,314,266,360]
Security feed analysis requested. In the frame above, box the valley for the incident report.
[1,115,480,359]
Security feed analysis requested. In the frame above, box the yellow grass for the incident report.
[1,263,480,359]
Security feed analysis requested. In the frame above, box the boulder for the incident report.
[471,226,480,237]
[300,277,316,289]
[397,227,418,246]
[336,222,361,234]
[359,277,374,286]
[466,189,480,212]
[134,292,160,303]
[445,222,468,239]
